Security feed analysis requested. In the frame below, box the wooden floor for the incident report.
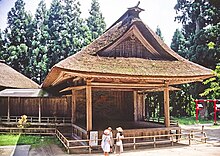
[92,120,165,131]
[75,120,171,131]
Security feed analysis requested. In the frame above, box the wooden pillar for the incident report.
[71,90,76,123]
[7,97,10,122]
[86,81,92,131]
[140,93,145,120]
[164,82,170,127]
[38,98,41,123]
[133,91,138,122]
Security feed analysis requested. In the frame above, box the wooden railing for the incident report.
[0,127,56,135]
[0,116,71,124]
[146,117,178,125]
[0,127,207,154]
[55,130,194,154]
[72,124,88,139]
[185,127,208,144]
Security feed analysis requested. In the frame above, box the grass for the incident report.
[0,134,20,146]
[173,116,217,125]
[0,134,60,148]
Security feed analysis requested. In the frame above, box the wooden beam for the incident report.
[71,90,76,123]
[142,94,146,119]
[60,86,86,92]
[91,82,164,88]
[93,88,136,92]
[38,98,41,123]
[164,82,170,127]
[86,81,92,131]
[7,97,10,122]
[134,91,138,122]
[137,93,145,120]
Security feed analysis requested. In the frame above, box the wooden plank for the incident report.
[60,86,86,92]
[86,82,92,131]
[133,91,138,121]
[137,93,145,120]
[38,98,41,123]
[7,97,10,122]
[164,82,170,127]
[91,82,164,87]
[71,90,76,123]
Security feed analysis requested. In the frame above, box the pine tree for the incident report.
[173,0,220,116]
[47,0,66,69]
[5,0,33,77]
[155,26,164,41]
[62,0,86,55]
[0,30,5,59]
[170,29,187,58]
[86,0,106,42]
[31,0,49,84]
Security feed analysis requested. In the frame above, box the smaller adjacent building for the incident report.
[0,60,39,90]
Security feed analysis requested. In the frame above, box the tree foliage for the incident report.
[86,0,106,42]
[3,0,33,77]
[155,26,164,41]
[0,0,106,84]
[170,0,220,116]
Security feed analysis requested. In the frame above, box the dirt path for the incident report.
[28,124,220,156]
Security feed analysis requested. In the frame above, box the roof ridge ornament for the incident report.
[127,1,145,19]
[105,1,144,31]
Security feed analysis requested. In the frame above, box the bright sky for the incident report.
[0,0,182,46]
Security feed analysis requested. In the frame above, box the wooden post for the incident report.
[71,90,76,123]
[38,98,41,123]
[164,82,170,127]
[7,97,10,122]
[133,91,138,122]
[86,81,92,131]
[137,93,145,120]
[142,94,146,119]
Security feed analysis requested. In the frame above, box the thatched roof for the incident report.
[42,5,214,89]
[0,89,48,97]
[0,61,39,89]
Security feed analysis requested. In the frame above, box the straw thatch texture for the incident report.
[0,62,39,89]
[42,8,214,88]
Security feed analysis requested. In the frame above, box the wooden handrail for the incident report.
[0,126,207,154]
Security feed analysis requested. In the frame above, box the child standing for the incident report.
[115,127,124,155]
[101,129,111,156]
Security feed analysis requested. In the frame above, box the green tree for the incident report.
[31,0,49,84]
[175,0,220,37]
[62,0,86,55]
[86,0,106,42]
[172,0,220,117]
[201,64,220,98]
[0,29,5,59]
[4,0,33,77]
[46,0,66,69]
[170,29,187,58]
[155,26,164,41]
[170,28,195,116]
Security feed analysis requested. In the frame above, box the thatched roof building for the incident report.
[42,5,214,131]
[42,7,213,90]
[0,61,39,90]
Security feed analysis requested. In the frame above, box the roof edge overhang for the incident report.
[42,66,215,88]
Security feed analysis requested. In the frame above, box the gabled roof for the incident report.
[0,61,39,89]
[42,5,214,89]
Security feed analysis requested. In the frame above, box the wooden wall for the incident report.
[75,90,134,125]
[0,97,71,117]
[0,90,137,126]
